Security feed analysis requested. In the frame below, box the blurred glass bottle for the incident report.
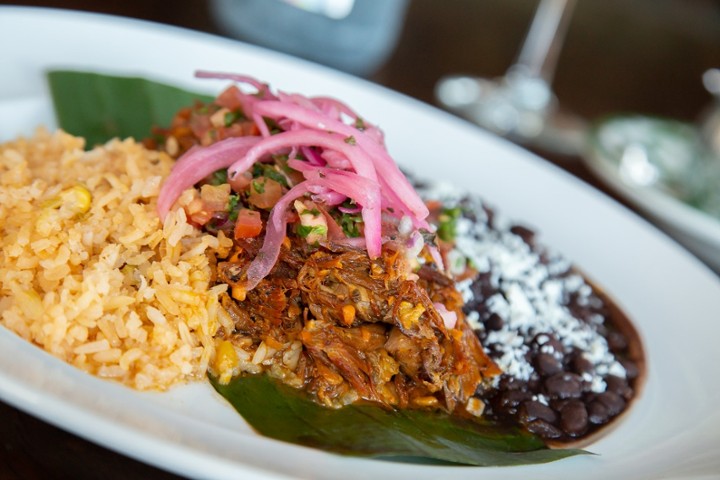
[209,0,409,77]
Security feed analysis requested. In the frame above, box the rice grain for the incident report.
[0,129,232,390]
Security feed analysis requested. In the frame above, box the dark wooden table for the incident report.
[1,1,719,478]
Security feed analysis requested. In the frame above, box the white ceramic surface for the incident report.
[2,7,720,480]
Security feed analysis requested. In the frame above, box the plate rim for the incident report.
[2,6,720,480]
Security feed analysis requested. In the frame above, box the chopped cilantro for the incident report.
[297,224,328,238]
[300,208,321,216]
[344,135,357,145]
[437,206,462,242]
[264,169,288,187]
[340,199,357,209]
[227,194,241,221]
[252,163,289,187]
[209,169,228,186]
[263,117,283,135]
[251,163,264,177]
[354,117,366,131]
[340,213,363,238]
[223,110,244,127]
[252,179,266,194]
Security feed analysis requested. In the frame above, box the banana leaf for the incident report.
[47,70,213,147]
[47,70,589,466]
[210,374,588,466]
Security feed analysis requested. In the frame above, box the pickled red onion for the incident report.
[157,136,260,219]
[293,164,382,258]
[310,96,361,121]
[158,71,433,292]
[242,182,311,292]
[434,302,458,330]
[251,100,429,228]
[227,129,378,185]
[195,70,268,93]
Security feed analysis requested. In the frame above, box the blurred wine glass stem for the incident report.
[436,0,584,154]
[700,68,720,156]
[516,0,575,84]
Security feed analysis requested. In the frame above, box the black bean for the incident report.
[560,400,589,436]
[606,331,628,351]
[534,352,562,377]
[586,295,605,310]
[544,372,583,399]
[485,313,504,331]
[527,375,541,392]
[605,375,633,400]
[538,251,552,265]
[497,376,523,391]
[483,206,495,228]
[510,224,536,248]
[531,333,564,355]
[620,358,640,380]
[569,352,594,376]
[497,389,532,414]
[526,419,563,439]
[596,391,626,416]
[587,399,610,425]
[550,398,571,412]
[519,400,557,424]
[469,272,496,303]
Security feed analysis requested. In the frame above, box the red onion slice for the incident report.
[251,100,428,226]
[242,182,311,291]
[227,129,378,185]
[157,136,261,219]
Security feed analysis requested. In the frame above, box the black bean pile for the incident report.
[476,332,641,442]
[413,180,644,444]
[463,214,642,443]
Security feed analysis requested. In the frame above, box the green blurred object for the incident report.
[588,115,720,219]
[585,114,720,273]
[47,70,213,148]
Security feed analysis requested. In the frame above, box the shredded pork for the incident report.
[216,236,500,412]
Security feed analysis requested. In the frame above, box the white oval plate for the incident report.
[2,7,720,480]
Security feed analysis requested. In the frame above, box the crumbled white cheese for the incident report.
[417,184,627,388]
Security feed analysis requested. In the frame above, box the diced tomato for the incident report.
[185,196,210,225]
[229,171,253,193]
[217,122,260,141]
[216,85,244,110]
[425,199,443,213]
[170,107,192,127]
[234,209,263,239]
[248,177,283,209]
[189,209,213,226]
[189,111,212,140]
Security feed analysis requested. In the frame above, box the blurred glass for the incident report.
[209,0,409,77]
[435,0,585,154]
[700,68,720,156]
